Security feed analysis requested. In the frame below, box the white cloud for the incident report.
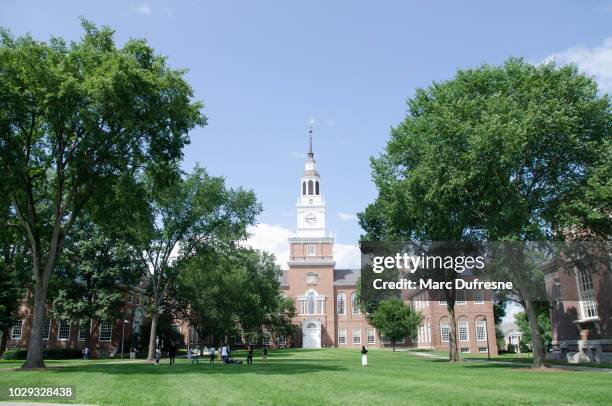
[130,2,152,15]
[337,212,357,221]
[307,117,316,126]
[544,37,612,92]
[246,223,360,269]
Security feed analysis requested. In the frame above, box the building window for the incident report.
[367,328,376,345]
[302,181,306,195]
[460,347,470,353]
[315,181,320,195]
[42,317,51,341]
[456,291,466,305]
[338,328,347,344]
[476,320,487,341]
[308,180,313,195]
[479,347,488,353]
[57,320,70,340]
[234,336,243,345]
[336,292,346,315]
[278,336,287,346]
[99,321,112,342]
[249,336,257,345]
[78,321,89,342]
[11,320,23,340]
[474,290,484,304]
[300,300,307,315]
[136,293,141,306]
[396,336,405,344]
[307,292,316,315]
[352,329,361,345]
[439,300,447,306]
[577,270,598,319]
[306,244,316,257]
[440,324,450,343]
[458,321,469,342]
[382,336,390,344]
[351,293,360,314]
[263,335,271,346]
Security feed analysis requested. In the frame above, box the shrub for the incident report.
[2,349,28,360]
[44,348,83,359]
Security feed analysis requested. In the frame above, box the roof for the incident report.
[333,269,361,286]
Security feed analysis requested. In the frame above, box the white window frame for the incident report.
[440,324,450,343]
[479,347,488,353]
[352,329,361,345]
[57,320,71,341]
[367,328,376,345]
[577,270,598,320]
[338,328,347,345]
[439,300,447,306]
[382,336,390,344]
[78,321,89,342]
[351,293,360,315]
[476,320,487,342]
[99,321,112,342]
[460,347,470,353]
[42,317,51,341]
[458,321,469,342]
[306,244,316,257]
[263,334,271,346]
[455,290,466,305]
[396,336,405,344]
[278,336,287,346]
[11,320,23,340]
[336,292,346,315]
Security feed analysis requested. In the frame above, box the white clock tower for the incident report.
[296,129,326,238]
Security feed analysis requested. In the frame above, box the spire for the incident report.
[307,127,313,158]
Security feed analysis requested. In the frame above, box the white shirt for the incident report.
[221,346,228,356]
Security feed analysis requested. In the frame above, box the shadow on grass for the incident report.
[42,358,348,376]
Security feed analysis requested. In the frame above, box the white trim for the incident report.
[99,321,112,342]
[57,319,70,341]
[11,320,23,340]
[352,328,361,345]
[338,328,347,345]
[476,320,487,342]
[367,328,376,345]
[458,321,469,342]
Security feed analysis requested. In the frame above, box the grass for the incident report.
[1,348,611,405]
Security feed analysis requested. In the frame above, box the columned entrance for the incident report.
[302,320,321,348]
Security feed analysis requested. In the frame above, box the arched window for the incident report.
[351,292,360,314]
[306,321,317,329]
[302,181,306,195]
[308,180,313,195]
[307,291,316,315]
[315,181,319,195]
[336,292,346,315]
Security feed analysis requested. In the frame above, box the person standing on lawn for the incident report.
[262,345,268,362]
[169,343,177,366]
[155,347,161,365]
[361,346,368,367]
[247,344,254,365]
[209,346,216,364]
[221,344,228,364]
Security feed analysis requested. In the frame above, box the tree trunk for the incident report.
[0,327,8,357]
[448,305,460,362]
[146,310,159,361]
[523,295,547,368]
[22,272,50,369]
[392,340,396,352]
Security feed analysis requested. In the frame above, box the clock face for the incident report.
[305,213,317,224]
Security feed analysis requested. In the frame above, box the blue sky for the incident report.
[2,1,611,261]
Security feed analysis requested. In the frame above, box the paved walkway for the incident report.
[408,351,612,373]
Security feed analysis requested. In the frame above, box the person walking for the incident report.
[209,346,216,364]
[361,346,368,367]
[247,344,254,365]
[129,346,136,360]
[221,344,228,364]
[262,344,268,362]
[82,346,90,360]
[155,347,161,365]
[169,343,177,366]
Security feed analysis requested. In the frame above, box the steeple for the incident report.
[308,127,313,158]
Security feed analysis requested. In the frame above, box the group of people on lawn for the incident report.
[154,343,269,366]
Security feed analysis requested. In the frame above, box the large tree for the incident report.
[370,299,423,351]
[0,21,205,368]
[141,167,261,360]
[361,58,610,367]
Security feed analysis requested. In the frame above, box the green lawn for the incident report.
[1,349,611,405]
